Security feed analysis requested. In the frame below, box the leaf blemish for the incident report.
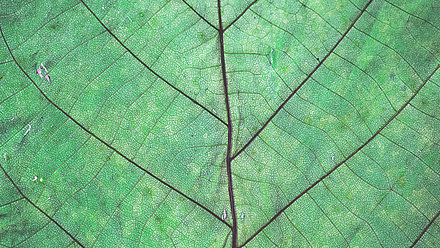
[268,48,275,66]
[24,124,31,136]
[37,67,43,78]
[37,63,50,83]
[398,170,407,186]
[49,22,59,30]
[222,210,227,220]
[198,32,206,42]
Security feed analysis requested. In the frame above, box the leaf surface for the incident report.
[0,0,439,247]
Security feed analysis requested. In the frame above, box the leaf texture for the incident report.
[0,0,439,247]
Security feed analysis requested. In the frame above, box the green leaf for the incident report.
[0,0,439,247]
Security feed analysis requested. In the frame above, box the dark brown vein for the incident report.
[410,210,440,247]
[231,0,374,160]
[308,194,350,247]
[91,173,145,247]
[180,0,218,30]
[12,1,81,51]
[383,0,440,33]
[79,0,227,127]
[0,197,24,208]
[218,0,238,246]
[0,59,14,65]
[0,25,231,229]
[0,163,85,248]
[239,64,440,247]
[224,0,259,31]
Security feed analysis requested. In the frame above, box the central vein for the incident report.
[217,0,238,247]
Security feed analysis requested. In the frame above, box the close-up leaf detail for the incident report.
[0,0,439,247]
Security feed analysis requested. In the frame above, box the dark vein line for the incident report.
[239,64,440,247]
[0,0,33,18]
[12,1,81,51]
[0,82,32,106]
[0,163,85,248]
[217,0,238,246]
[180,0,218,30]
[262,231,279,247]
[409,103,440,122]
[221,230,232,248]
[0,197,24,208]
[91,173,145,247]
[0,59,14,65]
[308,194,350,247]
[47,30,107,76]
[352,26,423,82]
[395,118,439,146]
[283,212,313,247]
[250,10,316,60]
[224,0,258,31]
[35,129,89,205]
[379,133,440,178]
[410,210,440,247]
[333,51,396,111]
[79,0,227,127]
[6,215,52,247]
[383,0,440,33]
[231,0,374,160]
[138,190,171,247]
[0,26,232,229]
[66,50,128,115]
[0,103,49,150]
[320,180,384,247]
